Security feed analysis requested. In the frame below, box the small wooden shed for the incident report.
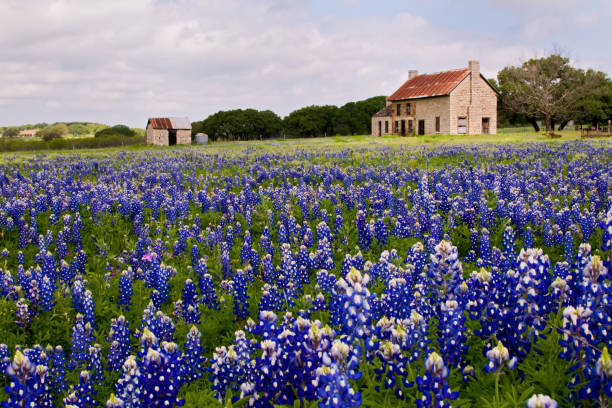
[146,117,191,145]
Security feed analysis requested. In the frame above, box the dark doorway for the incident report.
[482,117,490,134]
[401,120,406,136]
[418,120,425,135]
[168,130,177,145]
[378,121,382,136]
[408,120,413,134]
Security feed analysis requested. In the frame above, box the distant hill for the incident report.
[0,122,144,139]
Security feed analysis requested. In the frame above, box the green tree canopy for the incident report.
[95,124,136,138]
[283,105,338,138]
[38,123,68,141]
[68,123,89,136]
[196,109,282,141]
[2,127,19,138]
[497,54,610,132]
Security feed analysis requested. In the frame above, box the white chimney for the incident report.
[408,70,419,80]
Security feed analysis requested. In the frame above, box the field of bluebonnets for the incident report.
[0,138,611,408]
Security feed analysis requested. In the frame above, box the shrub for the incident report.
[95,125,136,138]
[38,124,69,141]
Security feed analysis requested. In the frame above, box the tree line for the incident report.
[191,96,387,141]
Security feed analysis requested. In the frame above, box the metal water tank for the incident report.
[194,133,208,145]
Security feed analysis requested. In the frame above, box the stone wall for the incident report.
[414,96,451,135]
[371,117,392,136]
[146,125,192,145]
[146,125,169,145]
[390,101,415,136]
[449,74,497,134]
[177,129,192,144]
[475,75,498,134]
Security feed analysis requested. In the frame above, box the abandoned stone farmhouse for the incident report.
[371,61,498,136]
[146,117,191,145]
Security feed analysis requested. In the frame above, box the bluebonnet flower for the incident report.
[525,394,557,408]
[374,338,410,399]
[355,210,372,250]
[87,344,105,384]
[429,240,463,301]
[580,346,612,402]
[416,352,458,408]
[114,355,142,408]
[232,269,250,320]
[140,303,176,343]
[105,394,124,408]
[2,350,54,408]
[0,344,10,375]
[71,275,87,314]
[374,218,389,245]
[180,279,200,324]
[314,340,362,408]
[71,314,94,369]
[478,228,492,267]
[48,345,68,393]
[118,270,133,311]
[15,298,30,329]
[485,341,517,373]
[107,319,132,374]
[82,289,97,329]
[140,342,185,407]
[405,242,427,275]
[64,371,98,408]
[180,326,207,383]
[524,226,534,249]
[335,267,373,342]
[501,225,516,271]
[438,300,468,369]
[209,335,253,404]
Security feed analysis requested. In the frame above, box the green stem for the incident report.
[494,370,501,408]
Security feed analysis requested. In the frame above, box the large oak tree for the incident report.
[497,54,610,132]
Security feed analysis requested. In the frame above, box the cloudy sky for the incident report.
[1,0,610,127]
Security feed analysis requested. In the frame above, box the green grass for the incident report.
[2,130,594,163]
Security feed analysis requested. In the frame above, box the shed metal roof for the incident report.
[147,117,191,130]
[387,69,470,101]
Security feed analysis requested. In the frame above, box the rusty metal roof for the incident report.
[372,105,393,118]
[147,117,191,130]
[387,69,469,101]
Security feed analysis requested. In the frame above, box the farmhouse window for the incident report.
[458,117,467,134]
[395,121,399,133]
[385,121,388,133]
[396,104,401,116]
[406,103,411,115]
[435,116,440,132]
[408,120,413,133]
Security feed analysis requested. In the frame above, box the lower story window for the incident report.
[385,121,388,133]
[395,121,399,133]
[435,116,440,132]
[458,117,467,134]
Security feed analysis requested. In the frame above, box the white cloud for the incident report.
[0,0,609,127]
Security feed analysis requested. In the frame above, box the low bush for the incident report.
[95,124,136,138]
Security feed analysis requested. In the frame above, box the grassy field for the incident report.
[0,130,600,163]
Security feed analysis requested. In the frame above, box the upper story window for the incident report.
[396,104,401,116]
[406,103,411,115]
